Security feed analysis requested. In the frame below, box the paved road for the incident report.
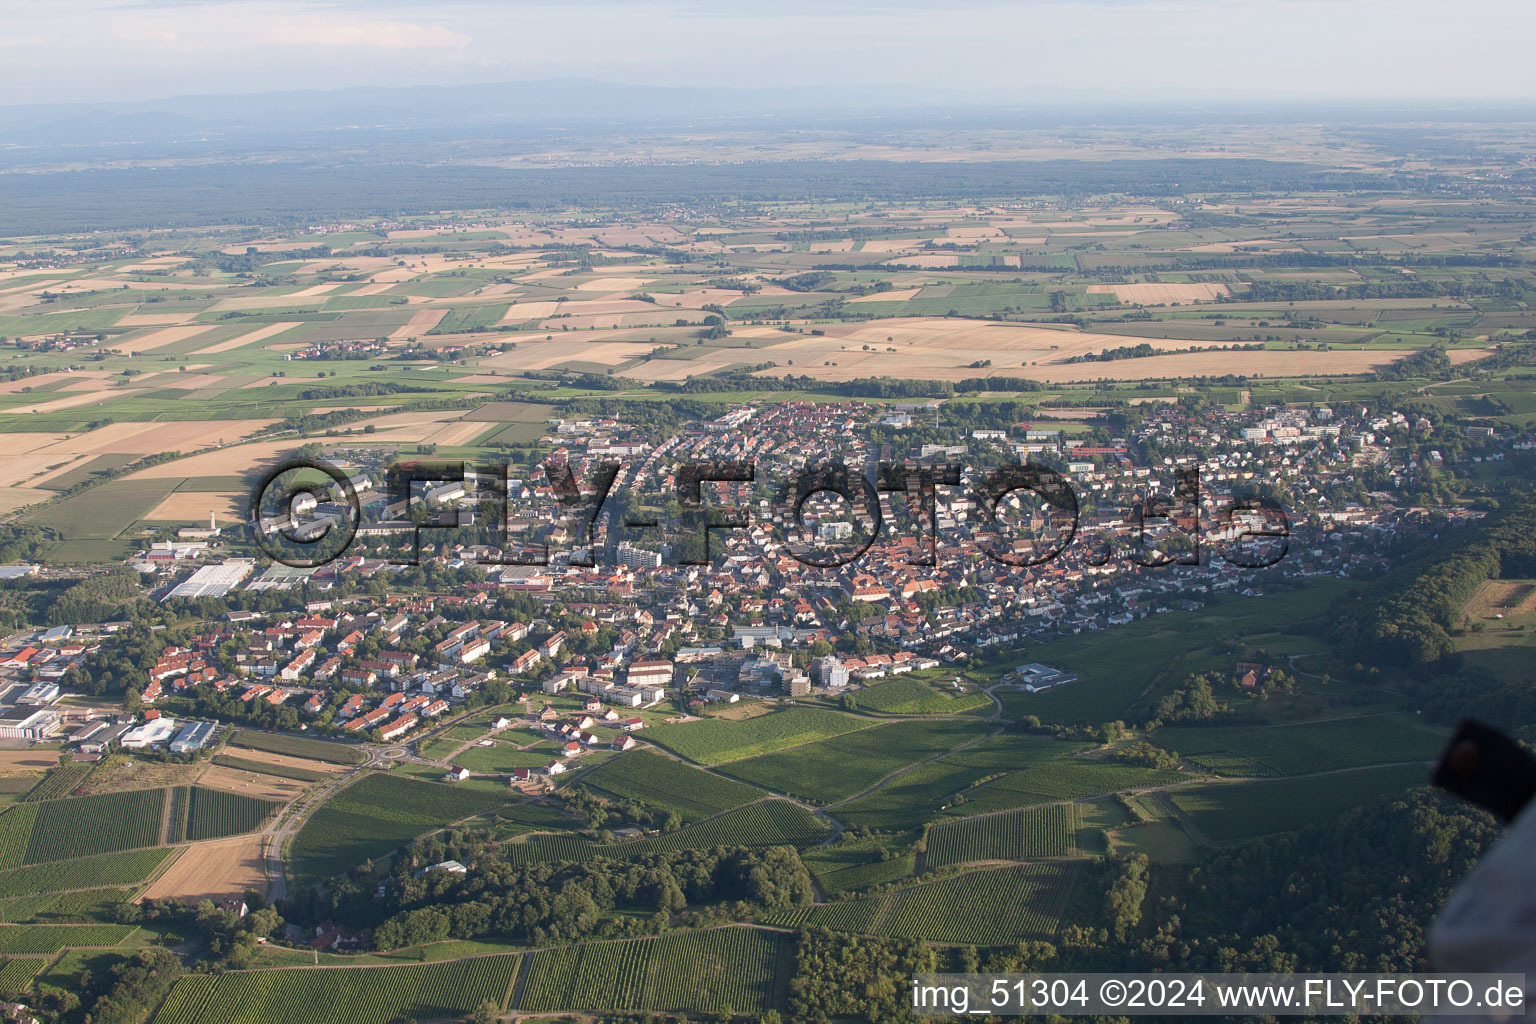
[260,745,390,902]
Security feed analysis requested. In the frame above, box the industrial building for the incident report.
[169,720,216,754]
[120,716,180,750]
[0,705,59,740]
[164,559,255,601]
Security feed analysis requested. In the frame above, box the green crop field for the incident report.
[487,801,581,837]
[292,773,507,882]
[0,887,134,924]
[504,798,828,864]
[0,924,135,954]
[0,956,46,996]
[0,779,35,808]
[212,755,327,783]
[851,676,991,715]
[20,478,180,539]
[951,756,1189,815]
[801,839,918,896]
[833,755,1010,831]
[718,719,991,804]
[0,788,168,868]
[517,927,791,1015]
[167,786,189,844]
[1167,763,1431,843]
[416,737,463,761]
[1153,713,1444,778]
[0,849,173,898]
[1006,581,1360,725]
[778,863,1081,944]
[22,764,93,803]
[925,804,1077,867]
[151,955,519,1024]
[185,787,282,842]
[827,734,1192,820]
[429,304,511,333]
[229,730,367,765]
[579,750,766,821]
[643,708,878,765]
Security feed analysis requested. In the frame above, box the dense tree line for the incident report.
[1329,498,1536,671]
[42,566,143,625]
[295,381,434,401]
[1242,278,1522,303]
[360,845,815,950]
[32,947,183,1024]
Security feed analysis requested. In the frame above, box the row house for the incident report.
[626,660,673,689]
[379,713,418,741]
[280,648,318,681]
[345,706,390,733]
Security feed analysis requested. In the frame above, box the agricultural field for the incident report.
[848,676,992,715]
[924,804,1078,867]
[211,755,327,784]
[0,849,174,898]
[801,838,919,896]
[0,778,38,812]
[1153,713,1444,777]
[150,955,520,1024]
[516,927,791,1015]
[643,707,878,765]
[22,764,93,802]
[429,304,511,334]
[0,924,136,954]
[0,887,135,924]
[292,773,507,883]
[578,749,767,821]
[718,718,991,804]
[140,837,262,903]
[228,731,368,765]
[1167,763,1432,843]
[1108,821,1201,864]
[0,956,47,996]
[949,758,1190,818]
[1005,580,1362,726]
[778,862,1082,944]
[0,788,167,867]
[184,786,282,842]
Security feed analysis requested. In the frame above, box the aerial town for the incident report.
[0,395,1506,776]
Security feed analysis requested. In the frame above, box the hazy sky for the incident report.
[4,0,1535,107]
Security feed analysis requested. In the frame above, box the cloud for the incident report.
[260,16,469,49]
